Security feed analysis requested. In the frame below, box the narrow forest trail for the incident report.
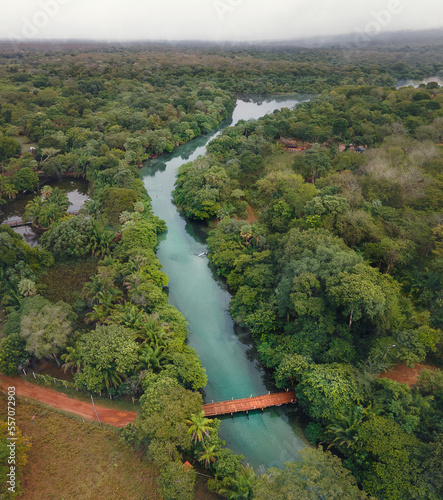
[0,374,137,427]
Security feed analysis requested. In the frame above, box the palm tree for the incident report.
[240,224,253,247]
[87,231,101,258]
[217,464,255,500]
[112,303,147,329]
[136,344,167,373]
[135,316,169,347]
[23,197,43,224]
[117,261,139,288]
[1,287,22,311]
[185,411,214,445]
[101,366,126,390]
[80,198,100,216]
[40,185,53,199]
[325,405,364,450]
[96,289,123,308]
[97,255,116,267]
[102,368,126,389]
[198,444,218,468]
[88,228,115,259]
[17,278,38,297]
[0,179,18,199]
[85,304,111,325]
[146,328,168,348]
[99,230,115,258]
[61,345,84,374]
[82,277,103,307]
[143,313,162,333]
[37,202,63,228]
[47,187,70,210]
[252,223,266,248]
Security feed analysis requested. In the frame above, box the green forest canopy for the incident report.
[0,38,442,499]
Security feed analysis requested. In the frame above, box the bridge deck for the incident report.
[1,212,80,229]
[3,220,32,228]
[203,391,297,417]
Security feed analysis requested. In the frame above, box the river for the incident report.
[396,75,443,88]
[141,95,310,470]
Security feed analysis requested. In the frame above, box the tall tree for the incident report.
[20,300,77,364]
[74,324,138,391]
[304,144,332,184]
[185,411,214,445]
[254,447,369,499]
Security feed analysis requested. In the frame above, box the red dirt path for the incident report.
[2,364,435,426]
[0,374,137,427]
[378,363,434,386]
[245,205,258,224]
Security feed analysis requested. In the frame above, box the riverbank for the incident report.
[142,95,310,469]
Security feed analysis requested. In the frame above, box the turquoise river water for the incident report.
[141,96,310,470]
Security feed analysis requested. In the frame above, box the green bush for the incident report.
[0,334,29,375]
[305,421,325,445]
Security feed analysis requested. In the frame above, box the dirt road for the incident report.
[0,374,137,427]
[2,363,435,427]
[378,363,434,386]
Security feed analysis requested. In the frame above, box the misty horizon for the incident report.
[1,1,443,45]
[1,27,442,49]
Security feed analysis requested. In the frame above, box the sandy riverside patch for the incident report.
[0,374,137,427]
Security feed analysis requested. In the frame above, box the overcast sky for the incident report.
[1,0,442,43]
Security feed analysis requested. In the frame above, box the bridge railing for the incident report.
[203,388,294,405]
[1,211,82,228]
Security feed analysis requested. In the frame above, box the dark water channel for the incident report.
[0,178,89,246]
[141,96,311,469]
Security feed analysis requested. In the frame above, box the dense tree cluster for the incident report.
[1,39,442,499]
[173,84,443,497]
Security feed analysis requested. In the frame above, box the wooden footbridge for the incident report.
[1,211,80,229]
[3,219,32,228]
[203,391,297,417]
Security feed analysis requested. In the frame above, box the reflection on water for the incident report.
[0,178,89,247]
[10,224,40,247]
[231,95,311,124]
[397,76,443,88]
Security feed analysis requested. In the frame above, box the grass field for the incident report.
[0,393,219,500]
[37,260,98,305]
[263,150,297,173]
